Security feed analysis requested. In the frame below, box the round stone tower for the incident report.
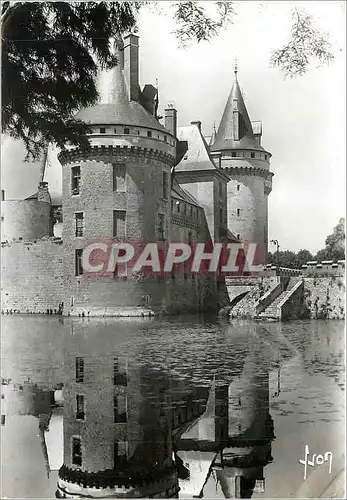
[56,323,179,498]
[58,36,176,316]
[210,65,273,265]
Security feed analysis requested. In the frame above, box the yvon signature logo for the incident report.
[299,444,332,480]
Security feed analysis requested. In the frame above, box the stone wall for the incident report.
[1,239,64,313]
[229,277,278,319]
[1,200,52,242]
[281,280,307,321]
[301,260,345,277]
[303,276,345,320]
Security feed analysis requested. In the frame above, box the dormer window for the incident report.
[251,152,255,158]
[265,154,268,160]
[147,130,152,138]
[164,135,167,142]
[124,128,130,135]
[100,127,106,134]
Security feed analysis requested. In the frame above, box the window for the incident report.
[75,249,83,276]
[124,128,130,135]
[232,152,236,157]
[114,441,128,465]
[171,199,174,212]
[113,210,126,239]
[237,234,240,240]
[75,213,84,237]
[76,395,85,420]
[177,201,180,214]
[114,395,127,423]
[71,166,80,195]
[237,184,240,191]
[113,357,127,386]
[100,127,106,134]
[76,357,84,383]
[190,205,193,217]
[147,130,152,138]
[164,135,167,142]
[114,262,127,279]
[251,152,255,158]
[158,214,165,241]
[162,171,168,200]
[72,437,82,466]
[114,128,117,134]
[182,203,186,216]
[113,163,126,192]
[237,209,240,216]
[265,154,268,160]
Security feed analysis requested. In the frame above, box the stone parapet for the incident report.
[58,145,176,168]
[301,260,345,277]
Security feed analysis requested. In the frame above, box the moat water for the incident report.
[1,316,345,499]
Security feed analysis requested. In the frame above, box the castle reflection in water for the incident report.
[2,320,279,499]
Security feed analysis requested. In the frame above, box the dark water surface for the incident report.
[1,316,345,499]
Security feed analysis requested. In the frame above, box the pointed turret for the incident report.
[209,63,273,266]
[211,65,264,152]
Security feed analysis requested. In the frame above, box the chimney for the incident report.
[1,189,4,201]
[123,33,139,101]
[165,106,177,138]
[252,121,262,146]
[191,121,202,132]
[37,182,51,204]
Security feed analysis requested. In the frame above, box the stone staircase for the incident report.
[257,277,303,320]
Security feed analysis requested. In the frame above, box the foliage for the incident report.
[268,218,345,268]
[1,1,141,160]
[270,8,334,78]
[172,1,236,48]
[316,217,345,261]
[1,1,337,160]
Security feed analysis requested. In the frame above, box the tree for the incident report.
[267,248,314,269]
[294,249,314,268]
[270,8,334,78]
[316,218,345,262]
[1,1,141,160]
[1,1,336,160]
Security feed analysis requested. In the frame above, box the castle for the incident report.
[1,34,273,317]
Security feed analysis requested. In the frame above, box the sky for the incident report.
[1,1,346,254]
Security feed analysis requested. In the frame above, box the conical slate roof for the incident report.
[75,41,168,134]
[210,69,265,152]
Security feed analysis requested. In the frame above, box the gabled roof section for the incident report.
[175,123,223,173]
[25,192,38,200]
[171,178,202,208]
[210,69,265,152]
